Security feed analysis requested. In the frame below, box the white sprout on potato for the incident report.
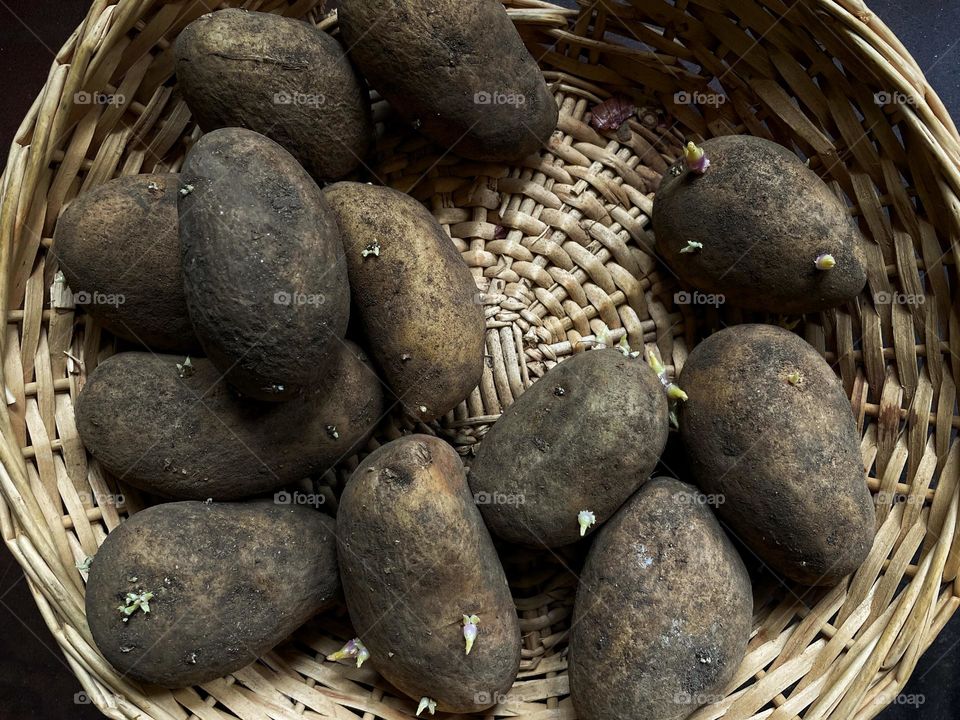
[362,240,381,258]
[179,184,194,197]
[679,241,703,254]
[787,371,802,386]
[76,556,92,572]
[117,590,154,618]
[462,614,480,655]
[814,253,836,270]
[328,637,370,668]
[326,425,340,440]
[578,510,596,536]
[616,335,641,359]
[646,349,688,402]
[683,141,710,174]
[176,356,193,379]
[416,697,437,716]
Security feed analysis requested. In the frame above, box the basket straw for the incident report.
[2,0,960,718]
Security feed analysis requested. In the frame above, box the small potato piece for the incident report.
[51,173,196,353]
[653,135,867,313]
[175,9,372,181]
[569,478,753,720]
[679,324,875,585]
[86,501,339,687]
[325,182,484,421]
[338,0,557,162]
[337,435,521,713]
[75,342,382,500]
[180,127,349,401]
[469,348,669,547]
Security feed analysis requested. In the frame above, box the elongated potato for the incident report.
[86,501,339,687]
[569,478,753,720]
[678,324,875,585]
[51,173,196,353]
[75,342,382,500]
[338,0,557,162]
[175,9,372,181]
[337,435,521,712]
[469,348,669,547]
[180,127,350,401]
[325,182,484,422]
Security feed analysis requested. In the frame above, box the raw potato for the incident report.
[653,135,867,314]
[469,348,669,547]
[85,501,340,687]
[180,127,350,401]
[569,477,753,720]
[175,9,371,181]
[337,0,557,162]
[325,182,484,422]
[678,324,875,585]
[337,435,521,713]
[51,173,196,353]
[75,343,382,500]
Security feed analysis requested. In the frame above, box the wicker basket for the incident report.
[2,0,959,718]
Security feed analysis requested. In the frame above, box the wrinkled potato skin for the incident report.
[75,343,382,499]
[469,349,669,547]
[679,324,875,585]
[337,435,521,713]
[337,0,557,162]
[180,128,349,401]
[325,183,484,421]
[175,9,371,181]
[569,478,753,720]
[51,173,197,353]
[653,135,867,314]
[85,501,340,687]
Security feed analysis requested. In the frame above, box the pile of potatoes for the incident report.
[57,3,877,719]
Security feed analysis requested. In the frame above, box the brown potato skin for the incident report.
[678,324,875,585]
[325,182,484,422]
[337,435,521,713]
[51,173,197,353]
[175,9,371,181]
[337,0,557,162]
[85,501,340,687]
[569,478,753,720]
[75,342,382,500]
[469,349,669,547]
[653,135,867,314]
[180,128,350,401]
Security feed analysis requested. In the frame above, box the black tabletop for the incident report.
[0,1,957,718]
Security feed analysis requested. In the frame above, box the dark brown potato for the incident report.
[324,182,484,422]
[337,435,521,713]
[569,477,753,720]
[678,324,875,585]
[175,9,372,181]
[180,127,350,401]
[653,135,867,314]
[51,173,197,353]
[85,501,339,687]
[469,348,669,547]
[75,342,382,500]
[337,0,557,162]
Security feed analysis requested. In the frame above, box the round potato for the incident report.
[337,435,521,713]
[75,342,382,500]
[51,173,196,353]
[179,127,349,401]
[85,501,339,687]
[175,9,372,181]
[337,0,557,162]
[469,348,669,547]
[678,323,875,585]
[569,477,753,720]
[325,182,484,422]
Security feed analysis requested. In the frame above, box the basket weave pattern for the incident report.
[2,1,960,719]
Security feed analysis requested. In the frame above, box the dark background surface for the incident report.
[0,0,958,718]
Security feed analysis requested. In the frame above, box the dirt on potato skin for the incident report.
[74,342,383,500]
[337,0,557,162]
[678,324,875,585]
[324,182,485,422]
[85,501,340,688]
[653,135,867,314]
[469,348,669,548]
[51,173,198,354]
[337,435,521,713]
[174,9,372,182]
[179,127,350,401]
[568,478,753,720]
